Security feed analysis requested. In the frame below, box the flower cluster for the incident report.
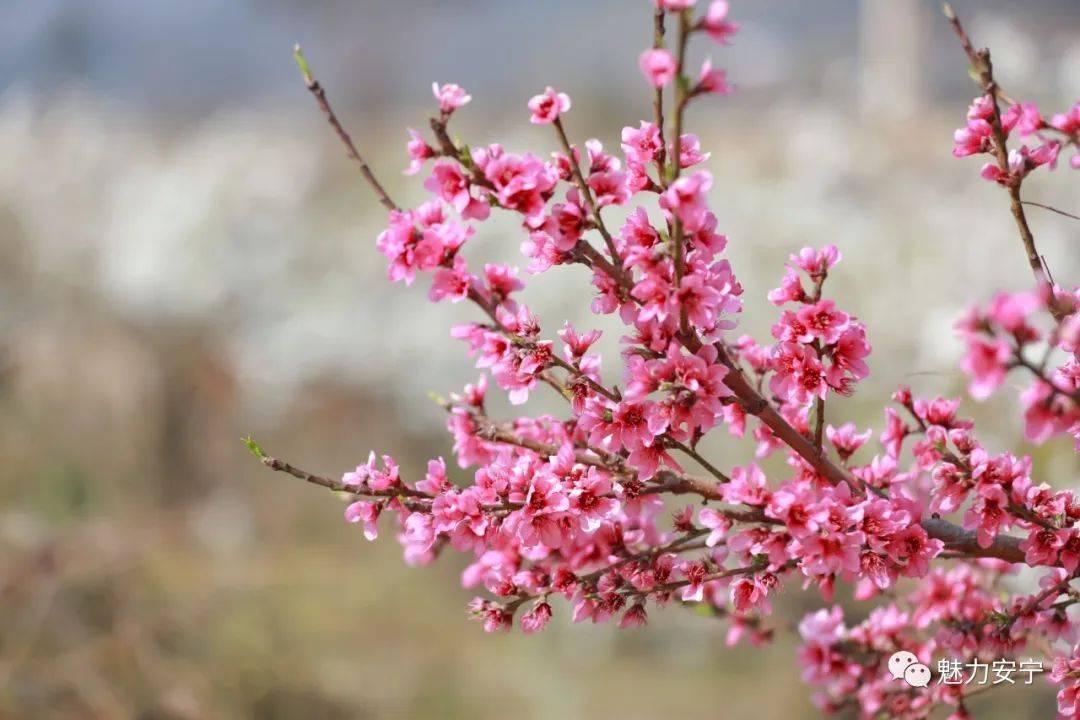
[799,564,1075,719]
[272,3,1080,718]
[953,96,1080,184]
[765,246,870,405]
[956,289,1079,448]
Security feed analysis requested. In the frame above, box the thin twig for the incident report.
[293,45,399,212]
[1022,201,1080,222]
[551,117,622,265]
[1001,575,1076,631]
[665,437,732,484]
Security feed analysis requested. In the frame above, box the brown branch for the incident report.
[675,328,1029,564]
[1011,352,1080,404]
[920,518,1023,564]
[941,6,1067,321]
[293,45,398,212]
[260,453,430,507]
[670,10,693,334]
[813,397,826,450]
[652,9,669,182]
[634,558,775,598]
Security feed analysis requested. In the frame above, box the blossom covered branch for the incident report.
[261,2,1080,717]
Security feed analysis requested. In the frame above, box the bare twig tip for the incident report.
[942,2,956,21]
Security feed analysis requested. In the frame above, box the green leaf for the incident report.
[293,44,313,85]
[243,436,266,460]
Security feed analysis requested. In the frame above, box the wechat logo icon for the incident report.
[889,650,932,688]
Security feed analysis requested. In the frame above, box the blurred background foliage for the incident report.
[0,0,1078,717]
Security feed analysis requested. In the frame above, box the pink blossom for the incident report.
[825,423,871,460]
[731,575,773,614]
[696,58,731,96]
[791,245,841,277]
[1020,528,1063,567]
[770,342,828,406]
[432,82,472,114]
[569,470,620,532]
[342,451,400,491]
[953,118,993,157]
[959,335,1011,400]
[698,507,732,546]
[659,170,713,232]
[518,475,570,548]
[701,1,739,44]
[724,464,771,506]
[796,299,850,345]
[587,169,630,207]
[1021,380,1075,444]
[344,501,381,540]
[619,603,649,628]
[626,443,680,481]
[528,87,571,125]
[520,601,553,634]
[826,325,871,391]
[405,128,434,175]
[558,322,601,361]
[885,525,942,577]
[767,484,826,538]
[621,121,663,165]
[546,195,587,251]
[987,290,1042,336]
[768,268,806,306]
[475,146,557,224]
[962,484,1012,549]
[800,530,865,577]
[639,49,677,88]
[1051,102,1080,134]
[429,255,474,303]
[676,133,711,168]
[416,457,452,495]
[425,162,478,217]
[679,559,709,602]
[482,263,524,305]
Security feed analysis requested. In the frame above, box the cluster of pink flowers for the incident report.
[957,289,1079,448]
[953,96,1080,183]
[799,562,1078,718]
[275,2,1080,717]
[765,246,870,405]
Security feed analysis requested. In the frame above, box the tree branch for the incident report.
[293,45,399,212]
[941,5,1067,321]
